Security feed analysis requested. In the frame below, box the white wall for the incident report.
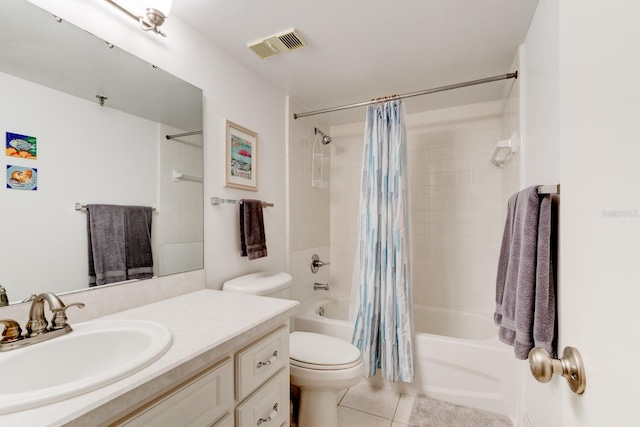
[26,0,289,290]
[519,0,564,426]
[522,0,560,189]
[286,98,331,304]
[0,71,158,302]
[501,47,523,209]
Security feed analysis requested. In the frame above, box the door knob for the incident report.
[529,346,586,395]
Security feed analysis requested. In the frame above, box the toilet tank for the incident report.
[222,271,292,299]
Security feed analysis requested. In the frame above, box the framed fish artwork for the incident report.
[5,132,37,160]
[6,165,37,190]
[225,120,258,191]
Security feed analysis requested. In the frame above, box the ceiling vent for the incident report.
[248,29,306,59]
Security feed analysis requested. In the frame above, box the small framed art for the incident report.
[6,132,37,160]
[225,120,258,191]
[6,165,37,190]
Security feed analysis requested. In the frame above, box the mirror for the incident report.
[0,1,204,304]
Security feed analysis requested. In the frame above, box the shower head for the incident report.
[315,127,332,145]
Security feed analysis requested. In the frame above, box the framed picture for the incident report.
[6,165,37,191]
[225,120,258,191]
[6,132,37,160]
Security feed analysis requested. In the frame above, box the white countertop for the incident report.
[0,289,299,427]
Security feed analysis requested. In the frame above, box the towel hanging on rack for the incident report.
[239,199,268,260]
[494,186,557,359]
[87,204,154,286]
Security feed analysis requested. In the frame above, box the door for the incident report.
[559,1,640,425]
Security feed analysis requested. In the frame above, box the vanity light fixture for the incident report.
[104,0,172,37]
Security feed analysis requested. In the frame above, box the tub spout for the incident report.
[313,282,330,291]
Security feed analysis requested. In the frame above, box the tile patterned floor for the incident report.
[336,382,415,427]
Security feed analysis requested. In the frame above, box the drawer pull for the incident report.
[256,350,278,369]
[257,403,278,426]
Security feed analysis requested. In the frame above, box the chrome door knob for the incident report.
[529,346,586,395]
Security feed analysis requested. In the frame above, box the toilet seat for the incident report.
[290,358,362,370]
[290,331,362,371]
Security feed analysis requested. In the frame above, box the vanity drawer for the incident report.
[235,325,289,401]
[117,357,233,427]
[235,368,290,427]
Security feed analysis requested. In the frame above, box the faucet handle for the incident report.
[50,302,85,330]
[0,319,24,343]
[310,254,330,273]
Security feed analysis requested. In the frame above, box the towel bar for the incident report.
[529,346,586,395]
[537,184,560,195]
[75,203,156,211]
[210,197,274,208]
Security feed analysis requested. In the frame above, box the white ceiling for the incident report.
[172,0,540,125]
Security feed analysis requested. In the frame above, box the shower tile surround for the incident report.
[158,124,204,277]
[330,100,518,316]
[287,98,331,304]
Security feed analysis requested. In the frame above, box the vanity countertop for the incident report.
[0,289,299,427]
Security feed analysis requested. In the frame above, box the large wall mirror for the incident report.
[0,1,204,304]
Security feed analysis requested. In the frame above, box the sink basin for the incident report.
[0,319,172,414]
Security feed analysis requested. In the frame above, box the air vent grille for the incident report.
[278,31,305,51]
[248,40,279,59]
[247,29,306,59]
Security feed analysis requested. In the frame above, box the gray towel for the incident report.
[88,205,126,286]
[88,204,154,286]
[124,206,154,280]
[239,199,268,260]
[494,186,556,359]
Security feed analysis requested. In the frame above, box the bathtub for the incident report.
[294,298,518,419]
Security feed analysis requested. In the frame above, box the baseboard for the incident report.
[519,411,532,427]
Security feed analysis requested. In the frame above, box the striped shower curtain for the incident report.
[351,99,414,382]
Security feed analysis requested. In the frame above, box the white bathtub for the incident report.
[294,298,518,419]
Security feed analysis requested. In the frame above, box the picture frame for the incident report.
[225,120,258,191]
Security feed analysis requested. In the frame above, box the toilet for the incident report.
[223,271,364,427]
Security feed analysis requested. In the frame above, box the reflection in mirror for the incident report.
[0,1,204,304]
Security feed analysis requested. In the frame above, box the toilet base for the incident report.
[298,389,338,427]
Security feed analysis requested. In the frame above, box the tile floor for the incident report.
[336,381,420,427]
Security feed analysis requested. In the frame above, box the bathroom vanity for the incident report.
[0,289,298,426]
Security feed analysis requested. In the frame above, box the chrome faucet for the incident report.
[26,292,85,337]
[0,292,84,352]
[313,282,330,291]
[310,254,330,273]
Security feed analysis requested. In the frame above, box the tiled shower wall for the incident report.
[287,99,331,304]
[157,123,204,276]
[330,100,518,316]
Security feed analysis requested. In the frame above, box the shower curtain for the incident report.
[351,99,414,382]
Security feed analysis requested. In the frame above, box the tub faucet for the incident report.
[313,282,330,291]
[310,254,330,273]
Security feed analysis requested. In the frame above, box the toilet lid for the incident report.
[290,332,362,370]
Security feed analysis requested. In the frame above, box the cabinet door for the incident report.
[235,368,290,427]
[236,325,289,401]
[118,358,234,427]
[211,413,233,427]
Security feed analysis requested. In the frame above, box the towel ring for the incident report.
[529,346,586,395]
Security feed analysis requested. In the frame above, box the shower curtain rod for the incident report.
[165,130,203,140]
[293,72,518,120]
